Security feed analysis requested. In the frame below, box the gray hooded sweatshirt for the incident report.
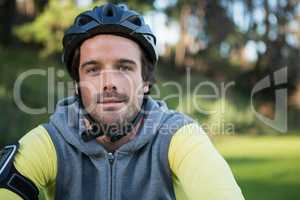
[43,96,194,200]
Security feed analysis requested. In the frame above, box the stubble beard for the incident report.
[91,95,143,128]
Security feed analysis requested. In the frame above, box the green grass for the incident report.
[212,135,300,200]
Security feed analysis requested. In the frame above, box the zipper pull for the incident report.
[108,152,115,165]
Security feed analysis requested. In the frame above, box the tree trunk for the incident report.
[0,0,16,46]
[175,4,191,68]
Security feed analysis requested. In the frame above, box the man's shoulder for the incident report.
[18,124,57,161]
[17,124,58,165]
[20,125,51,145]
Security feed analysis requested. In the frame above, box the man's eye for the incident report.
[118,65,131,71]
[86,67,99,74]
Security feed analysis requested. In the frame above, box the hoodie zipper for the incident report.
[108,152,115,200]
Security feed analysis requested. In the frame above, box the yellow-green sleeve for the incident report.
[168,123,245,200]
[0,189,23,200]
[0,125,57,200]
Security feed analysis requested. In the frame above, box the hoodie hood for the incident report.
[49,95,172,156]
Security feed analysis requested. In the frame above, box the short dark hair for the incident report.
[69,46,156,94]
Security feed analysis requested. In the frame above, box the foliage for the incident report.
[14,0,87,57]
[12,0,155,57]
[0,47,68,145]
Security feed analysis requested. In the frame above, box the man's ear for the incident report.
[75,82,79,95]
[143,82,150,93]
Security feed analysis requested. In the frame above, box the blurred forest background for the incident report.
[0,0,300,199]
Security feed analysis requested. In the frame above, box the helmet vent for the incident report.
[128,16,142,26]
[77,16,93,26]
[146,35,152,42]
[103,5,114,17]
[118,4,128,11]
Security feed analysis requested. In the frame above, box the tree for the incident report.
[0,0,16,46]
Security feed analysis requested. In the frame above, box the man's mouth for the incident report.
[95,92,129,105]
[99,98,126,104]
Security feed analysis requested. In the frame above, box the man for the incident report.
[0,3,245,200]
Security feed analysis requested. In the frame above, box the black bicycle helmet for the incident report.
[62,3,158,77]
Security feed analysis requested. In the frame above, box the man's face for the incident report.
[78,34,149,125]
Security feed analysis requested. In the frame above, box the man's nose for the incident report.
[101,70,117,92]
[103,84,117,92]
